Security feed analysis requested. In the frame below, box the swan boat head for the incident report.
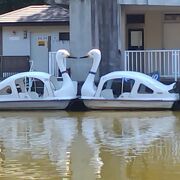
[81,49,101,97]
[55,49,77,98]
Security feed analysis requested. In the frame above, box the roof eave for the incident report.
[0,21,69,26]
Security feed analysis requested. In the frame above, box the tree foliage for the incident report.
[0,0,46,14]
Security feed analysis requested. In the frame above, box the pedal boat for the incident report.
[0,50,77,110]
[80,49,179,110]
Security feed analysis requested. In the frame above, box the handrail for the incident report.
[124,50,180,81]
[49,52,59,77]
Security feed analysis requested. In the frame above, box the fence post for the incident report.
[124,51,127,71]
[48,52,52,75]
[174,51,177,81]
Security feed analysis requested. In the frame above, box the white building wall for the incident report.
[3,26,69,56]
[118,0,180,6]
[3,27,30,56]
[2,25,70,73]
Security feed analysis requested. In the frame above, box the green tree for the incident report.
[0,0,46,14]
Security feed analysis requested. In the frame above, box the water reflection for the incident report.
[0,111,179,179]
[0,111,78,179]
[81,111,178,179]
[83,111,175,154]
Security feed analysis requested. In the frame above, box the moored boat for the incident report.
[80,49,179,110]
[0,49,77,110]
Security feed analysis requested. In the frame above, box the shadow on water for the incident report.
[0,110,179,179]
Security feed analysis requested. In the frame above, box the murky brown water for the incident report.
[0,110,180,180]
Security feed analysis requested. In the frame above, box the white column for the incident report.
[69,0,93,81]
[70,0,92,56]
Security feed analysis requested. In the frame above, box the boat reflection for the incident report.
[0,111,78,179]
[81,111,178,179]
[0,111,179,179]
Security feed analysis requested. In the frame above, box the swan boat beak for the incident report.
[79,55,89,58]
[67,56,78,58]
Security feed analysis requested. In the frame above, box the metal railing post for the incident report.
[174,51,177,81]
[124,51,127,71]
[124,49,180,79]
[49,52,59,77]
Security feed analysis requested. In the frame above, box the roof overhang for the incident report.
[0,21,69,26]
[0,5,69,27]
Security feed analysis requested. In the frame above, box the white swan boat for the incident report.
[80,49,179,110]
[0,49,77,110]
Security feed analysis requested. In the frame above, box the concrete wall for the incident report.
[69,0,93,81]
[70,0,92,56]
[0,27,2,55]
[163,23,180,49]
[118,6,126,69]
[145,11,162,49]
[93,0,121,74]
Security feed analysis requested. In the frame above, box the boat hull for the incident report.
[82,99,175,110]
[0,99,73,110]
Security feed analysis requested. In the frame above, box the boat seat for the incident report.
[28,91,39,99]
[19,91,39,99]
[101,89,114,99]
[119,92,130,98]
[19,92,29,99]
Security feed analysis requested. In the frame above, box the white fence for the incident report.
[49,52,67,77]
[49,52,59,77]
[124,50,180,81]
[49,50,180,81]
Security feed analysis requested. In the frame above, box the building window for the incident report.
[164,14,180,21]
[59,32,70,41]
[127,14,145,24]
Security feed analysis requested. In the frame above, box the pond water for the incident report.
[0,110,180,180]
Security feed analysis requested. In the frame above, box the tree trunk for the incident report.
[94,0,120,75]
